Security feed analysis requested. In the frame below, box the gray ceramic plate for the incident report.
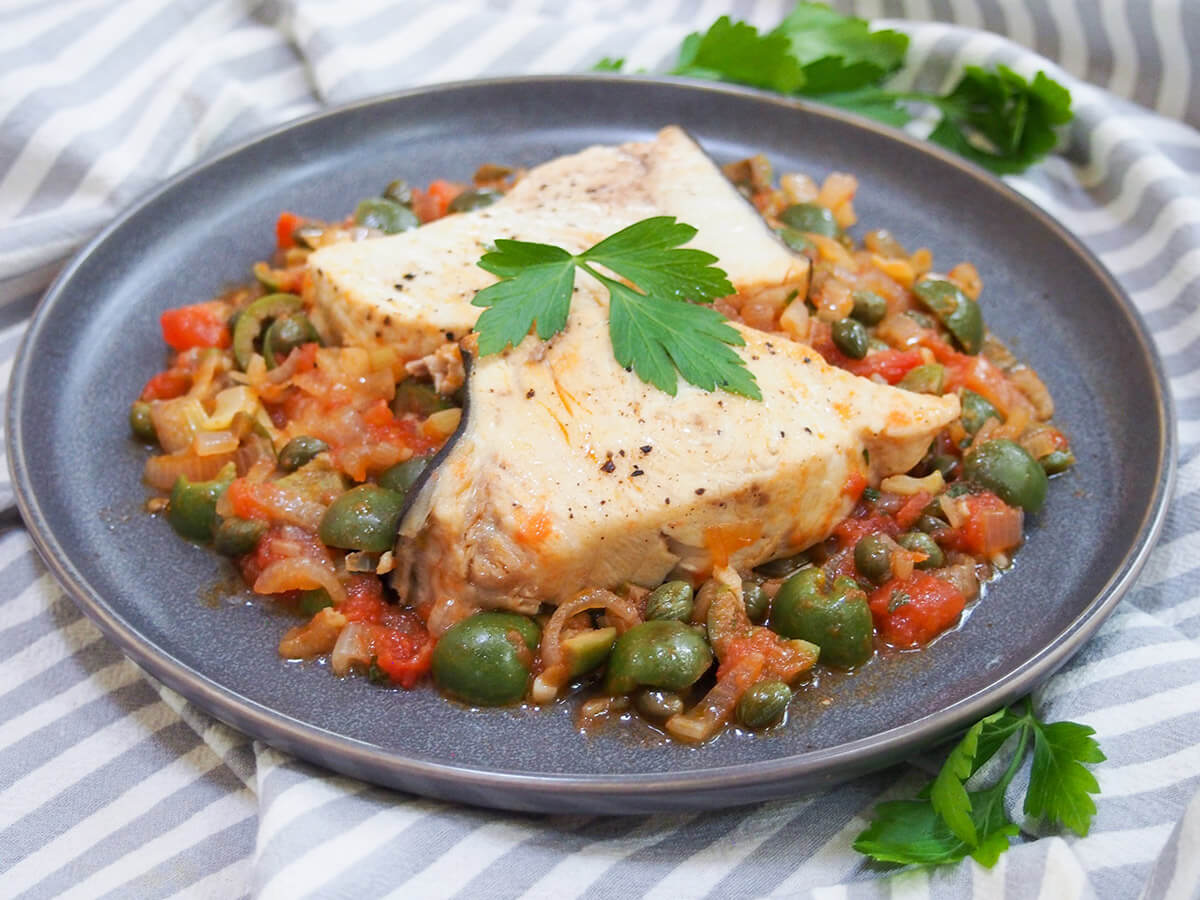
[8,76,1175,813]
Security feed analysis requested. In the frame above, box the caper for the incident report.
[634,688,685,720]
[354,197,419,234]
[737,680,792,729]
[854,533,894,585]
[897,531,945,569]
[318,485,407,552]
[278,435,330,472]
[393,378,453,417]
[130,401,156,443]
[644,581,694,622]
[432,612,540,706]
[850,289,888,325]
[213,516,266,556]
[916,513,948,534]
[604,620,713,694]
[898,363,945,395]
[913,277,984,355]
[960,389,1003,436]
[167,465,235,543]
[832,318,869,359]
[779,202,839,237]
[771,568,873,668]
[383,179,413,205]
[448,188,502,213]
[377,456,429,497]
[1040,449,1076,475]
[776,226,814,252]
[963,439,1048,513]
[743,582,770,625]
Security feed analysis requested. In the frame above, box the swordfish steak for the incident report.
[306,126,808,360]
[394,293,959,635]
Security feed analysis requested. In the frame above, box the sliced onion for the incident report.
[330,622,372,676]
[253,557,346,605]
[192,430,240,457]
[940,495,967,529]
[150,396,207,453]
[537,588,640,697]
[979,506,1024,555]
[143,450,237,491]
[880,471,944,496]
[665,652,764,743]
[422,407,462,441]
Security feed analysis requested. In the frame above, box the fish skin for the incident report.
[306,126,809,360]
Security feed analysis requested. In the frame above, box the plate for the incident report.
[7,76,1175,813]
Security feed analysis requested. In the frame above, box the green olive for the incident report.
[737,680,792,729]
[963,439,1048,513]
[771,569,873,668]
[377,456,429,497]
[776,226,814,252]
[743,582,770,625]
[383,179,413,205]
[634,688,686,720]
[318,485,407,552]
[431,612,540,706]
[278,435,330,472]
[232,293,303,370]
[262,313,320,366]
[130,401,156,443]
[896,531,945,569]
[354,197,419,234]
[448,188,502,213]
[898,363,945,395]
[912,277,984,355]
[603,620,713,694]
[1040,449,1076,475]
[851,289,888,326]
[213,516,266,556]
[644,581,694,622]
[562,626,617,677]
[298,588,333,616]
[832,318,869,359]
[167,464,235,543]
[854,533,893,585]
[393,378,453,417]
[779,202,839,237]
[960,389,1003,436]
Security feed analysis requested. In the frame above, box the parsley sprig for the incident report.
[599,2,1073,174]
[854,698,1105,867]
[471,216,761,400]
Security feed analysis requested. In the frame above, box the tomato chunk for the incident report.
[139,369,191,401]
[160,302,231,351]
[869,572,966,648]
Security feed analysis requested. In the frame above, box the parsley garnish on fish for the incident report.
[854,698,1105,867]
[471,216,762,400]
[597,2,1073,175]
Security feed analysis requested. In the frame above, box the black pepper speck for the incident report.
[600,460,616,473]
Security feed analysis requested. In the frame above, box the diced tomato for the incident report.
[412,179,464,223]
[160,302,231,351]
[719,627,816,683]
[843,348,925,384]
[238,524,326,586]
[894,491,932,530]
[869,571,966,648]
[843,471,868,502]
[339,575,387,624]
[372,614,435,688]
[140,369,191,401]
[276,211,302,250]
[833,513,897,550]
[947,491,1024,556]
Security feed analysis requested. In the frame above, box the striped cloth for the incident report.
[2,1,1199,897]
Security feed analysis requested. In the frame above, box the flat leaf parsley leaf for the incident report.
[471,217,761,400]
[854,698,1104,868]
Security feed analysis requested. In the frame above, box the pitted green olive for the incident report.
[432,612,540,706]
[771,568,873,668]
[603,621,713,694]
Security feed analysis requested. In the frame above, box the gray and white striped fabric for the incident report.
[3,1,1199,897]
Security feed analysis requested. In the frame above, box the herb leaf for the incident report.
[671,16,805,93]
[775,2,908,94]
[471,218,759,399]
[854,700,1104,869]
[1026,720,1106,836]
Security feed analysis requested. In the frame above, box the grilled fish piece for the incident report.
[394,289,960,635]
[307,126,808,360]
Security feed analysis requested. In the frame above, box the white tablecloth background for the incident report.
[2,1,1199,897]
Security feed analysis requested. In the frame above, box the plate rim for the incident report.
[6,74,1178,811]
